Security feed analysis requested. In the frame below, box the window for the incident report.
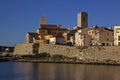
[41,30,44,33]
[112,33,114,36]
[118,36,120,41]
[83,16,86,22]
[118,42,120,46]
[48,30,51,34]
[107,38,109,41]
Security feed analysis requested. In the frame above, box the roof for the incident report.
[89,27,113,32]
[40,24,61,29]
[27,32,40,40]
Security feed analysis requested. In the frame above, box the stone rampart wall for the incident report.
[13,43,34,55]
[13,43,120,63]
[39,44,120,63]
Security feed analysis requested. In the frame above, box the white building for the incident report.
[114,26,120,45]
[75,28,91,46]
[50,37,64,44]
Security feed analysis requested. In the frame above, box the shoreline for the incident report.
[1,57,120,66]
[13,59,120,66]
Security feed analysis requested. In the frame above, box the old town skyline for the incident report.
[0,0,120,46]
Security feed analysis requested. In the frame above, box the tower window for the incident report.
[83,16,86,22]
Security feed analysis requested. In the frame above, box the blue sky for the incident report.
[0,0,120,46]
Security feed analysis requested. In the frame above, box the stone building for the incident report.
[26,32,40,43]
[88,26,114,46]
[40,16,46,24]
[26,17,70,44]
[63,30,76,45]
[77,12,88,28]
[75,28,91,46]
[74,12,91,46]
[114,25,120,45]
[36,24,69,40]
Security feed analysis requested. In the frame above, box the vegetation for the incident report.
[51,54,64,60]
[21,52,79,62]
[21,52,50,59]
[34,52,50,58]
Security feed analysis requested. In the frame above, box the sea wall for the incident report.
[13,43,39,55]
[13,43,120,64]
[39,44,120,63]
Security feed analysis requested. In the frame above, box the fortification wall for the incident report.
[13,43,120,63]
[39,44,120,63]
[13,43,39,55]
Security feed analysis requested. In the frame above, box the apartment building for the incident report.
[114,25,120,46]
[75,28,91,46]
[88,26,114,46]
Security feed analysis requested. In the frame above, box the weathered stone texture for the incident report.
[14,43,120,63]
[39,44,120,63]
[13,43,39,55]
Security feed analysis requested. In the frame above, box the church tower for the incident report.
[77,12,88,28]
[40,16,46,25]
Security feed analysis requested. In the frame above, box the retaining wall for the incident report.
[13,43,39,55]
[39,44,120,63]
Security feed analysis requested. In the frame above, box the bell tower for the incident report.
[77,12,88,28]
[40,16,46,25]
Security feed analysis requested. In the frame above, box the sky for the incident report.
[0,0,120,46]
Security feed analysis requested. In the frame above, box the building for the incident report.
[26,32,40,44]
[114,25,120,45]
[88,26,114,46]
[63,30,76,45]
[50,36,64,44]
[74,12,90,46]
[75,28,91,46]
[77,12,88,28]
[26,17,70,44]
[36,24,69,40]
[40,16,46,24]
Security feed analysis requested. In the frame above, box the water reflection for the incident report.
[1,62,120,80]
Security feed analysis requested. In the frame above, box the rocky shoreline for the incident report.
[13,59,120,66]
[13,44,120,66]
[1,56,120,66]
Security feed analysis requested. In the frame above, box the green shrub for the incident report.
[35,52,50,58]
[51,54,64,60]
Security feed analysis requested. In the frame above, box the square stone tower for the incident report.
[40,16,46,25]
[77,12,88,28]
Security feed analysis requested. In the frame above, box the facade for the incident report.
[114,26,120,45]
[63,30,76,44]
[75,28,91,46]
[74,12,90,46]
[25,12,115,46]
[88,26,114,46]
[26,32,40,44]
[26,17,70,44]
[50,36,64,44]
[36,24,69,40]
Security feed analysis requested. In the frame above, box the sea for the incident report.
[0,62,120,80]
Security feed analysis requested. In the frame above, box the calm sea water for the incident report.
[0,62,120,80]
